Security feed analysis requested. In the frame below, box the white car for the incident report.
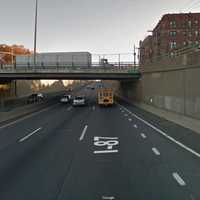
[60,95,70,103]
[72,96,86,106]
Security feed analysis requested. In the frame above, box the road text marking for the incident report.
[93,136,119,154]
[118,103,200,158]
[79,125,88,141]
[152,147,160,155]
[19,127,42,142]
[173,172,186,186]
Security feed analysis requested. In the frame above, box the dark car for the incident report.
[27,94,39,104]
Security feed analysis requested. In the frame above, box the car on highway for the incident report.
[27,94,39,104]
[60,95,72,104]
[72,96,86,106]
[27,93,45,104]
[37,93,45,101]
[66,88,73,92]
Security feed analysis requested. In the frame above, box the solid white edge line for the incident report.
[152,147,161,155]
[19,127,42,142]
[0,104,58,130]
[172,172,186,186]
[118,103,200,158]
[79,125,88,141]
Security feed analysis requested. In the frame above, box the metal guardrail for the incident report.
[0,62,140,74]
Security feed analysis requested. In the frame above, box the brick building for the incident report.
[140,13,200,64]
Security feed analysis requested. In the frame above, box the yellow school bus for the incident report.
[97,88,114,106]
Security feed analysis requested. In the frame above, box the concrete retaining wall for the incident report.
[118,50,200,120]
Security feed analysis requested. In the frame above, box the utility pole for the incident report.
[134,45,136,69]
[33,0,38,68]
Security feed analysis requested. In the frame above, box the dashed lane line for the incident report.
[79,125,88,141]
[19,127,42,142]
[172,172,186,186]
[118,103,200,158]
[152,147,161,155]
[141,133,147,139]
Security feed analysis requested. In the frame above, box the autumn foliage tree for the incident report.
[0,44,31,64]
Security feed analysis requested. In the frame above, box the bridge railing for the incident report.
[0,62,140,74]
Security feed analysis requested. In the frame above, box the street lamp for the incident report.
[33,0,38,68]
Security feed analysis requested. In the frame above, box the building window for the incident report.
[195,30,199,36]
[170,31,177,36]
[183,41,187,46]
[170,21,176,28]
[195,41,199,45]
[182,31,187,36]
[188,20,192,28]
[188,41,192,46]
[188,32,192,37]
[195,20,198,25]
[170,42,177,49]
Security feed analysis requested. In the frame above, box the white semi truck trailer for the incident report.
[15,52,92,67]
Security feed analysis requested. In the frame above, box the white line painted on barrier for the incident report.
[118,103,200,158]
[79,125,88,141]
[94,150,118,154]
[141,133,147,139]
[19,127,42,142]
[0,104,58,130]
[173,172,186,186]
[152,147,160,155]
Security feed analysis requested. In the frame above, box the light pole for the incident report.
[33,0,38,68]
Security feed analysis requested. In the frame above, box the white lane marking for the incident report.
[152,147,160,155]
[94,150,118,154]
[94,136,118,140]
[118,103,200,158]
[172,172,186,186]
[67,106,72,111]
[128,118,132,122]
[0,104,58,130]
[19,127,42,142]
[124,114,128,117]
[102,196,115,200]
[121,110,125,113]
[79,125,88,141]
[133,124,138,128]
[92,106,95,111]
[141,133,147,139]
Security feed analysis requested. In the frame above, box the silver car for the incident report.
[72,96,86,106]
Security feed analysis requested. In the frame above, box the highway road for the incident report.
[0,84,200,200]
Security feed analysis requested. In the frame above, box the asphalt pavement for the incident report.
[0,83,200,200]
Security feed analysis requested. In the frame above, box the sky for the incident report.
[0,0,200,55]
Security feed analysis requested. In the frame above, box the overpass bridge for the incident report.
[0,62,141,80]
